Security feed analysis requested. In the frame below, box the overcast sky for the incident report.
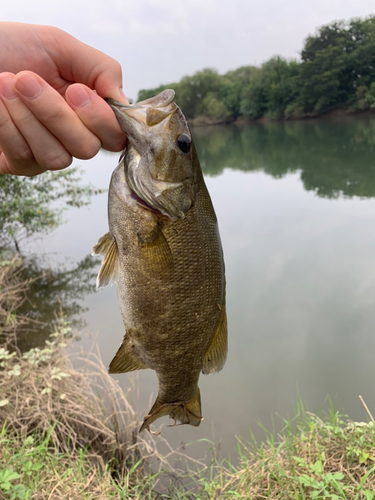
[3,0,375,101]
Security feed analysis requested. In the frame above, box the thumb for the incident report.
[90,62,129,105]
[44,27,129,104]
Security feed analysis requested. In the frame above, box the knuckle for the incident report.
[0,109,12,130]
[16,145,34,164]
[74,137,101,160]
[40,149,73,171]
[112,60,123,78]
[42,104,65,124]
[103,135,126,153]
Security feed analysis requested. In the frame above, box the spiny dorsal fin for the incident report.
[91,232,113,256]
[108,336,148,373]
[96,235,118,290]
[202,302,228,375]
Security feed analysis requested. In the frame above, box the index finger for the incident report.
[38,26,129,103]
[14,71,101,160]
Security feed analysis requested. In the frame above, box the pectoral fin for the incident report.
[202,302,228,375]
[109,337,148,373]
[91,232,113,256]
[93,234,119,290]
[137,225,173,272]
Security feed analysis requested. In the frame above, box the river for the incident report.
[26,114,375,462]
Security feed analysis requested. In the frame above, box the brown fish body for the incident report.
[93,90,227,432]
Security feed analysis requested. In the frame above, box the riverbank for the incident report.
[1,258,375,499]
[188,107,375,127]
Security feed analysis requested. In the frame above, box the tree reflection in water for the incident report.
[193,115,375,199]
[13,254,98,351]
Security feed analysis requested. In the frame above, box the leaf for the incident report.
[332,472,344,480]
[359,452,370,463]
[293,456,306,466]
[364,489,375,500]
[0,400,9,407]
[309,459,324,475]
[297,474,320,488]
[10,484,27,499]
[0,468,21,490]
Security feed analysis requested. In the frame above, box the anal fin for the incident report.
[109,337,148,374]
[202,302,228,375]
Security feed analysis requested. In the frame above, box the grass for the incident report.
[220,407,375,499]
[0,429,156,499]
[146,403,375,499]
[1,257,375,498]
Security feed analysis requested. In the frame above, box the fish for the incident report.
[92,89,227,433]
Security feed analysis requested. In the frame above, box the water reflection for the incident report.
[15,254,97,350]
[193,116,375,198]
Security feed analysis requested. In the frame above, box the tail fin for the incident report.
[139,387,202,433]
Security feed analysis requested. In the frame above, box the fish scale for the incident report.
[92,89,227,433]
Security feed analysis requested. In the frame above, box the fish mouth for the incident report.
[106,89,175,112]
[105,90,176,139]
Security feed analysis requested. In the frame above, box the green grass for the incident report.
[176,405,375,499]
[0,426,164,499]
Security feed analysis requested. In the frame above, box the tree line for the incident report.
[137,16,375,122]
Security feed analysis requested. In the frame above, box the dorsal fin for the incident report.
[202,302,228,375]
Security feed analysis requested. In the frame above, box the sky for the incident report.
[3,0,375,101]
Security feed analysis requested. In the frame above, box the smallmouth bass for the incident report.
[92,90,227,433]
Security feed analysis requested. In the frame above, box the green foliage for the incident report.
[138,15,375,122]
[0,167,105,246]
[298,17,375,114]
[366,83,375,109]
[202,92,231,120]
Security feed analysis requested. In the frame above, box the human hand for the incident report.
[0,23,128,176]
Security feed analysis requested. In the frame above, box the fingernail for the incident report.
[0,75,16,100]
[14,73,43,99]
[67,85,90,108]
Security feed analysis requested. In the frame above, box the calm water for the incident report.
[28,115,375,461]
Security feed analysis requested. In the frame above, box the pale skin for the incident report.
[0,22,128,176]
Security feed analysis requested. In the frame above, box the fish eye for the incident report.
[177,134,191,154]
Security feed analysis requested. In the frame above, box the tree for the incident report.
[261,57,300,119]
[297,16,375,113]
[0,168,104,249]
